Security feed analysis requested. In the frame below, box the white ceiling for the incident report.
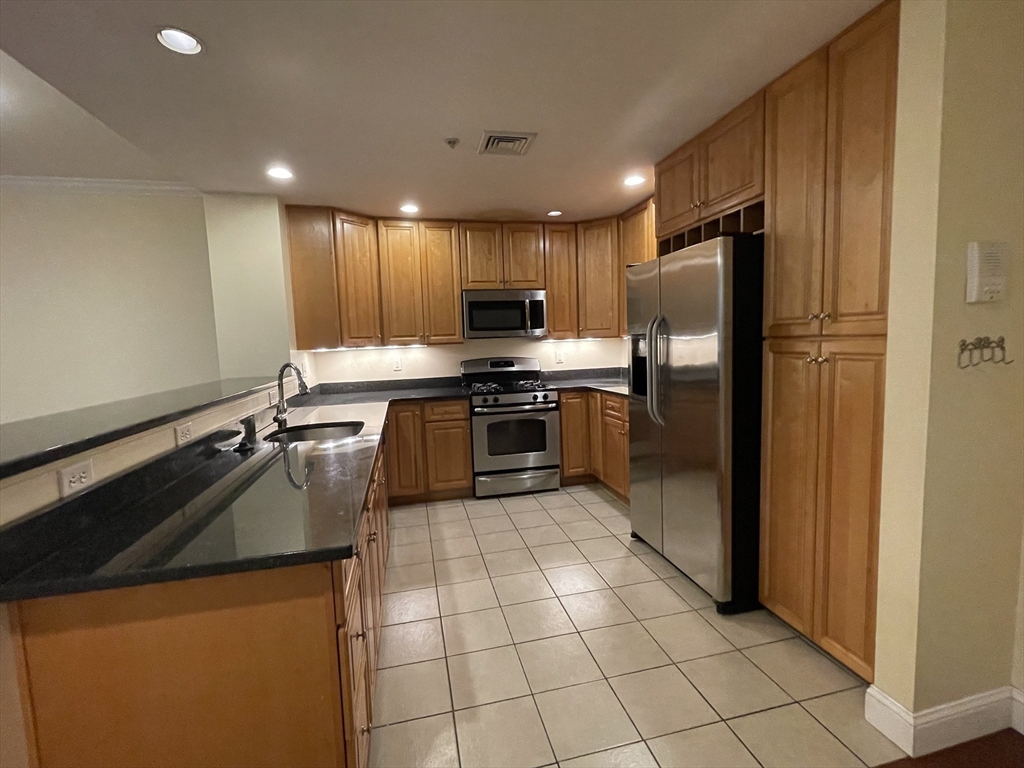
[0,0,879,220]
[0,52,176,182]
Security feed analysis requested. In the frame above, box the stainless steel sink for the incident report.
[265,421,364,446]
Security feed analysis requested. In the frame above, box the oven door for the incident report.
[463,290,547,338]
[472,406,561,473]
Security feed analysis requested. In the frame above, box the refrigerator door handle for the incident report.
[648,314,667,426]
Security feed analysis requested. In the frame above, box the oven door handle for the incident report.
[473,403,558,415]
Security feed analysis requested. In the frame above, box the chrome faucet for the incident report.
[274,363,310,427]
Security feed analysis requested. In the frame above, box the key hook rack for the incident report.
[957,336,1014,369]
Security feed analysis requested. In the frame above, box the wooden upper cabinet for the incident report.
[544,224,579,340]
[619,198,656,334]
[377,220,424,345]
[334,211,382,347]
[760,338,822,637]
[460,223,504,289]
[764,51,828,338]
[823,1,898,337]
[502,223,545,289]
[419,222,462,344]
[286,207,342,350]
[814,338,886,681]
[701,91,765,219]
[577,218,620,338]
[559,392,590,477]
[655,140,701,237]
[385,403,425,497]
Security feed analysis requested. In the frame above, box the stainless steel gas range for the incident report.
[461,357,560,497]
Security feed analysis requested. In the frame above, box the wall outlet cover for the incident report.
[555,349,565,364]
[393,357,403,371]
[175,422,194,445]
[58,459,95,498]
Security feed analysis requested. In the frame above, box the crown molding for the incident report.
[0,175,200,197]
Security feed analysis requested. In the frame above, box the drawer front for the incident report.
[602,393,626,420]
[423,399,470,422]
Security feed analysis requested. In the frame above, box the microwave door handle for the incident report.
[524,300,531,333]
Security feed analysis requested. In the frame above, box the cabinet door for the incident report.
[544,224,578,339]
[822,1,898,337]
[813,338,886,681]
[655,139,701,236]
[588,392,603,480]
[424,420,473,491]
[358,513,380,700]
[503,223,545,289]
[385,403,425,497]
[619,199,655,333]
[559,392,590,477]
[601,414,628,497]
[419,221,462,344]
[764,52,828,338]
[577,218,620,338]
[286,207,342,350]
[700,91,765,219]
[378,220,425,345]
[760,339,821,637]
[460,223,504,289]
[335,211,383,347]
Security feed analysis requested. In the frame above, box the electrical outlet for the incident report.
[300,360,309,377]
[555,349,565,364]
[58,459,94,498]
[175,422,194,445]
[393,357,403,372]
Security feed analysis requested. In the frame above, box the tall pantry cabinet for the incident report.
[759,0,897,681]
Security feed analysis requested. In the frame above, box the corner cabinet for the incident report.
[287,206,343,350]
[385,402,426,497]
[335,212,383,347]
[577,218,620,338]
[760,337,886,680]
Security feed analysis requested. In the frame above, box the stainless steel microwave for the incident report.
[462,290,547,338]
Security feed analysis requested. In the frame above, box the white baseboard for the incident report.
[866,684,1020,756]
[1013,687,1023,734]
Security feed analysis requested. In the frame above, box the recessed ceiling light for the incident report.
[266,164,293,180]
[547,211,562,217]
[156,28,202,55]
[400,203,419,214]
[624,175,645,187]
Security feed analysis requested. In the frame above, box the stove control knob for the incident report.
[482,397,489,404]
[532,394,539,401]
[542,393,550,401]
[493,396,500,403]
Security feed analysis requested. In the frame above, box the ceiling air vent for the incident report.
[477,131,537,156]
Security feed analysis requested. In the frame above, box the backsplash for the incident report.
[312,338,627,384]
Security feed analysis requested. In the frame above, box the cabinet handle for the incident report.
[817,357,829,364]
[368,532,377,542]
[806,357,817,365]
[807,313,819,321]
[360,726,371,735]
[821,312,831,321]
[353,548,361,560]
[689,202,698,210]
[353,631,366,640]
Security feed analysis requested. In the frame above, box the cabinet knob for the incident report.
[817,357,829,364]
[820,312,831,321]
[808,313,819,321]
[806,357,817,365]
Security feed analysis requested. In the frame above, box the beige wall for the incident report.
[203,194,292,379]
[876,0,1024,713]
[0,181,221,424]
[314,337,626,383]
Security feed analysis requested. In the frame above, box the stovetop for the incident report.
[469,380,555,395]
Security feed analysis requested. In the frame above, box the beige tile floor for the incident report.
[371,484,907,768]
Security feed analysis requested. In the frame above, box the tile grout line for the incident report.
[429,500,462,768]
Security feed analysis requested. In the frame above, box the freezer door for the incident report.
[626,260,663,551]
[659,239,733,602]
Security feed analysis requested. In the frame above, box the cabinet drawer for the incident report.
[424,399,470,422]
[602,394,626,420]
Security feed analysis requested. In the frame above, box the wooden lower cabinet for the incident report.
[559,391,591,478]
[387,399,473,500]
[601,407,629,498]
[760,337,885,680]
[588,391,605,481]
[9,448,392,768]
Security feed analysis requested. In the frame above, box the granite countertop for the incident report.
[0,402,388,602]
[0,376,282,480]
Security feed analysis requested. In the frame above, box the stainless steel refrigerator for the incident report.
[627,236,763,614]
